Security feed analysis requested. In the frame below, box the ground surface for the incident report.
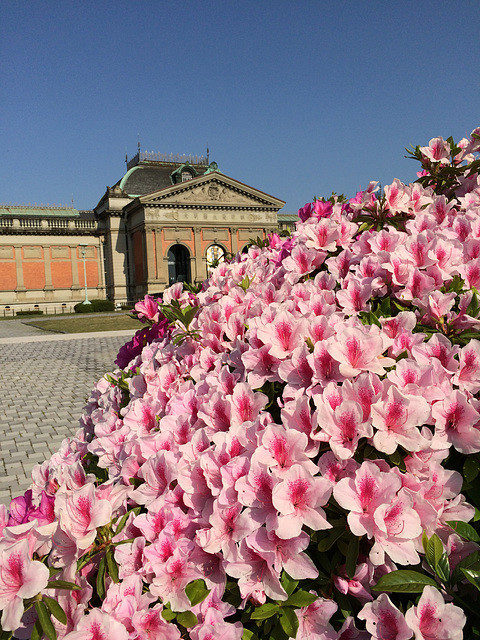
[0,319,136,506]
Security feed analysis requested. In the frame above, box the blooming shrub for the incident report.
[1,128,480,640]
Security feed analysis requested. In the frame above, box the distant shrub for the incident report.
[74,300,115,313]
[16,310,44,316]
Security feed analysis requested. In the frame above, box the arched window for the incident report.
[168,245,191,285]
[206,244,226,274]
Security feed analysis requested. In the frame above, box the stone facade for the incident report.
[0,154,289,312]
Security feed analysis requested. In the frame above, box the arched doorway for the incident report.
[168,245,191,285]
[206,244,226,275]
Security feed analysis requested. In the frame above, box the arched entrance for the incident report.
[206,244,226,275]
[168,245,191,285]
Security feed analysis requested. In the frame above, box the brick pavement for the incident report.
[0,325,136,506]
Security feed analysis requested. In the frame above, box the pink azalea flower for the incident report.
[420,137,451,165]
[371,385,431,455]
[329,326,395,378]
[63,608,129,640]
[432,389,480,453]
[0,539,50,631]
[272,464,332,538]
[333,461,401,538]
[404,585,466,640]
[295,595,338,640]
[135,294,161,323]
[358,593,412,640]
[54,483,112,552]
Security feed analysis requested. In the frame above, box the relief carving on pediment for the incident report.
[174,184,260,206]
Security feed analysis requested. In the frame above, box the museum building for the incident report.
[0,152,292,312]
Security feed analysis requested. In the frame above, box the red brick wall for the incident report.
[51,262,73,289]
[23,262,45,290]
[0,263,16,290]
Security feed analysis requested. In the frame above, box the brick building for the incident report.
[0,152,288,312]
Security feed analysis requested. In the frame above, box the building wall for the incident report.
[0,233,104,312]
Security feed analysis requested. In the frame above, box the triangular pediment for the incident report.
[137,172,285,209]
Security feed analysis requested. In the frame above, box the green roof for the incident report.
[0,205,79,218]
[277,213,299,222]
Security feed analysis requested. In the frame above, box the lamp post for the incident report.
[79,243,91,305]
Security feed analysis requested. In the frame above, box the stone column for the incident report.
[44,245,54,300]
[96,239,106,297]
[14,246,25,291]
[144,226,157,293]
[71,245,80,297]
[193,226,203,283]
[230,227,238,255]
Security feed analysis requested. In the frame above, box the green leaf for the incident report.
[435,552,450,584]
[467,290,480,318]
[461,567,480,591]
[176,611,197,628]
[280,572,299,597]
[453,551,480,585]
[35,600,57,640]
[43,596,67,625]
[46,580,81,591]
[284,590,317,608]
[317,527,346,552]
[280,607,299,638]
[425,533,444,571]
[464,457,480,484]
[446,520,480,542]
[114,506,142,536]
[373,570,439,593]
[161,606,176,621]
[30,619,42,640]
[346,535,360,580]
[96,555,106,599]
[242,630,259,640]
[422,530,429,555]
[251,603,280,620]
[106,548,119,583]
[185,579,210,607]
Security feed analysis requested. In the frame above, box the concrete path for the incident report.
[0,322,137,506]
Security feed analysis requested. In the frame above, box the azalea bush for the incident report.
[2,128,480,640]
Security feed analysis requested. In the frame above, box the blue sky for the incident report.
[2,1,479,213]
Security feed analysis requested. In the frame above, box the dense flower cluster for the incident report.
[1,129,480,639]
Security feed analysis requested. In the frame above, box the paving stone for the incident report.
[0,331,133,502]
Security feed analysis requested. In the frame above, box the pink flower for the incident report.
[63,608,129,640]
[420,137,451,165]
[295,595,338,640]
[404,586,465,640]
[329,327,394,378]
[0,539,50,631]
[371,385,431,455]
[55,483,112,552]
[135,294,161,323]
[272,464,332,538]
[358,593,412,640]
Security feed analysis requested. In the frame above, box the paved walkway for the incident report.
[0,320,137,506]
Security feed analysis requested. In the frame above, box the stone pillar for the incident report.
[193,226,203,283]
[71,245,80,294]
[96,239,106,297]
[14,246,25,291]
[230,227,238,255]
[145,226,157,292]
[44,245,54,300]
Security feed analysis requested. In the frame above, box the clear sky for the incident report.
[1,0,479,214]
